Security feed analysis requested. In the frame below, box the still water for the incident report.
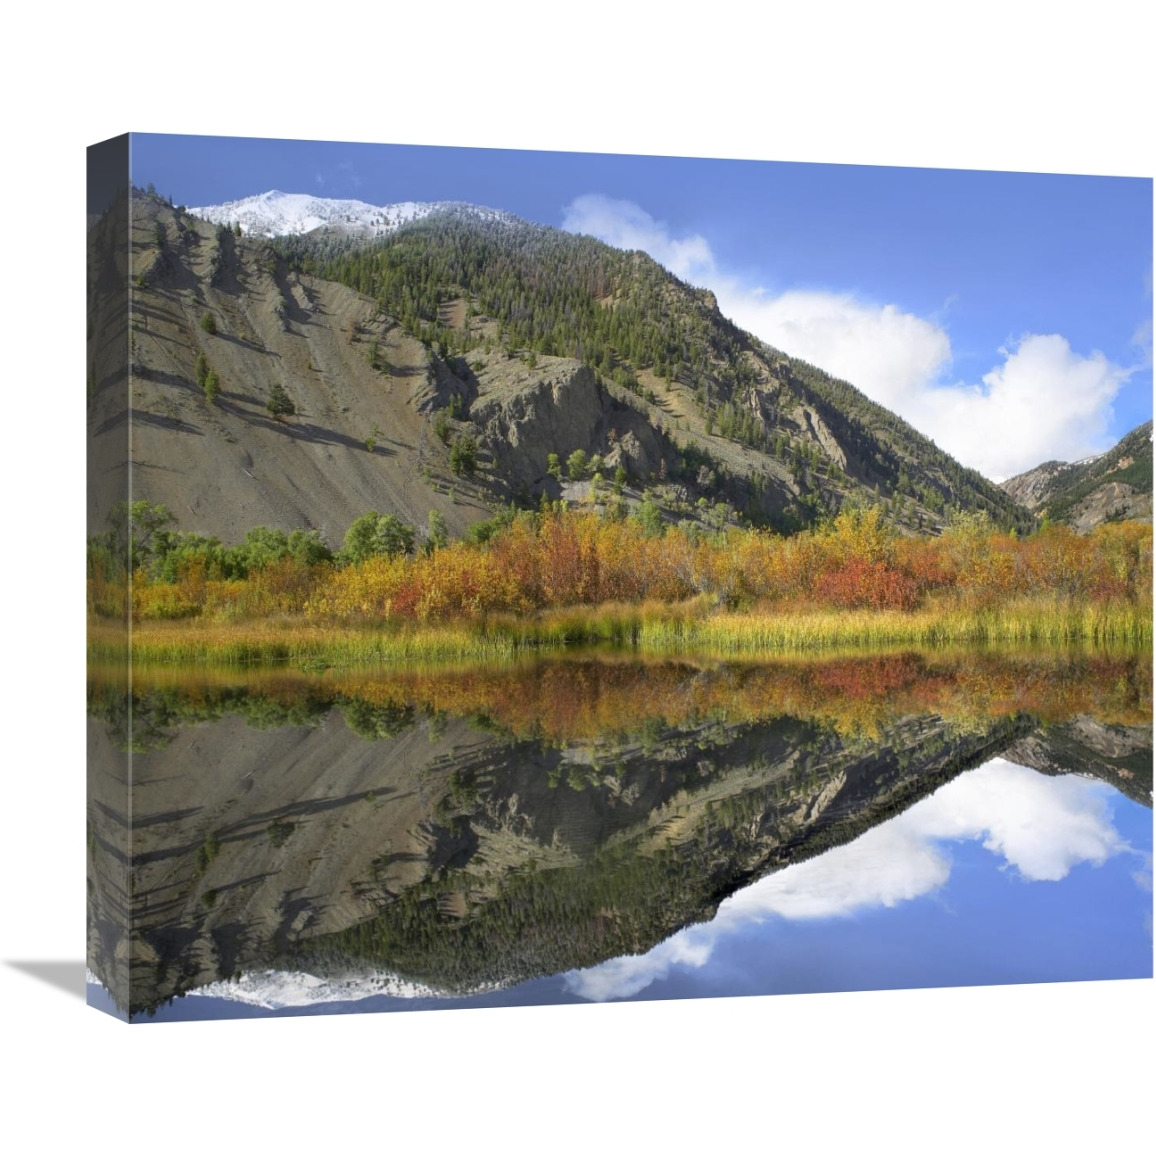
[86,650,1152,1021]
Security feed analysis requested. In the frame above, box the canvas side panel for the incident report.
[87,135,132,1020]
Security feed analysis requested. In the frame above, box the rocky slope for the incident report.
[110,195,491,544]
[1001,421,1153,531]
[1004,716,1152,806]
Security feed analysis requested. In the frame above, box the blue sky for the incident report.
[132,134,1153,480]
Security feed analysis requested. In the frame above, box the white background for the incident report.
[0,3,1150,1151]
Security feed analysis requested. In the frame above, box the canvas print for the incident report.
[87,134,1152,1022]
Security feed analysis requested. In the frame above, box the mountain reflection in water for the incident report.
[565,757,1151,1002]
[86,650,1152,1020]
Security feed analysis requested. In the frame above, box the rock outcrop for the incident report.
[470,358,669,488]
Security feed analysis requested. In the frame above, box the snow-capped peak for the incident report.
[88,965,507,1014]
[185,968,503,1008]
[187,190,513,238]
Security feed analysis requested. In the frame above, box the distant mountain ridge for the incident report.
[1001,422,1153,531]
[188,189,515,239]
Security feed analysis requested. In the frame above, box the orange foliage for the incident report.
[813,557,920,610]
[122,509,1152,627]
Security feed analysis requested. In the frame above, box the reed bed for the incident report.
[90,594,1150,668]
[637,598,1153,655]
[90,619,519,667]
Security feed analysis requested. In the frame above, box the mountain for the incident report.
[187,189,514,239]
[1001,422,1153,531]
[100,188,1035,553]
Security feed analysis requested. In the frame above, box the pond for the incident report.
[85,649,1152,1021]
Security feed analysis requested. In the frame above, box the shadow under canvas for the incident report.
[7,960,89,1001]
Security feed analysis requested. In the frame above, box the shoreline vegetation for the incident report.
[88,505,1153,667]
[90,600,1152,668]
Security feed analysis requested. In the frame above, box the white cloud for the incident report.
[1131,317,1153,367]
[563,759,1129,1002]
[1132,853,1153,894]
[722,821,952,921]
[563,194,714,284]
[923,336,1128,478]
[722,289,953,416]
[561,195,1136,480]
[563,928,715,1002]
[722,760,1124,919]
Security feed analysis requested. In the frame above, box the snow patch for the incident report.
[188,190,516,238]
[186,968,499,1008]
[88,965,504,1010]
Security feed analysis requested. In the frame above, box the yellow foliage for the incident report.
[114,508,1152,638]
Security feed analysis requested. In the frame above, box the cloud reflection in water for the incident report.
[564,759,1136,1002]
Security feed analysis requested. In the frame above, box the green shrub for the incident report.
[567,449,588,481]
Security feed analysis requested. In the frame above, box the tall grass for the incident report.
[91,593,1150,668]
[638,598,1153,655]
[90,619,519,668]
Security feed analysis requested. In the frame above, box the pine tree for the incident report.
[267,384,296,420]
[449,434,478,476]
